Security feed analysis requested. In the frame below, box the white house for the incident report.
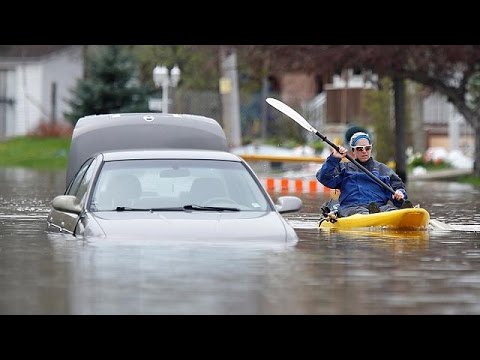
[0,45,83,138]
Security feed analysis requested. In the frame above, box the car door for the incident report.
[47,157,98,235]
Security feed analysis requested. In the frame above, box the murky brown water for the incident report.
[1,168,480,314]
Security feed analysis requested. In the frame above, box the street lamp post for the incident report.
[152,64,181,113]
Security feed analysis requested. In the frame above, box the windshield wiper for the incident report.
[183,204,240,212]
[116,207,185,212]
[115,205,241,212]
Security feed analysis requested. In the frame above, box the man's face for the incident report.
[352,139,372,162]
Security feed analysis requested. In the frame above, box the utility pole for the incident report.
[394,77,407,182]
[260,57,271,140]
[219,46,241,148]
[260,75,269,139]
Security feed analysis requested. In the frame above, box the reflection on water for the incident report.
[1,169,480,314]
[321,228,430,253]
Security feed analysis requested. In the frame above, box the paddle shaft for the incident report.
[315,131,396,196]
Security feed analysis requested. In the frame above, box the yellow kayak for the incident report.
[319,207,430,230]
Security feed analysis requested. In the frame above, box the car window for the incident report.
[90,159,270,212]
[69,159,96,202]
[66,158,94,196]
[74,157,98,203]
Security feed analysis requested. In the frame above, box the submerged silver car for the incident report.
[47,113,302,244]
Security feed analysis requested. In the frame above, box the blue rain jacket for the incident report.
[316,155,407,210]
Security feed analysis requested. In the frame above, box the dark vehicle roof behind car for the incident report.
[66,113,229,187]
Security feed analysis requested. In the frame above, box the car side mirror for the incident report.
[275,195,303,214]
[51,195,82,215]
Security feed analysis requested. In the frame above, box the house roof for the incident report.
[0,45,72,59]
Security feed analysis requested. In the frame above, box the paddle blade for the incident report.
[266,98,317,133]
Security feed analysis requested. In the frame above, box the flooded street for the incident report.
[1,168,480,314]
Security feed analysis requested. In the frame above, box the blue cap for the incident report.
[350,132,372,147]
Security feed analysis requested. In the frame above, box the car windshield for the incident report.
[90,159,271,212]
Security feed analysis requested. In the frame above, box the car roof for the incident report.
[66,113,229,186]
[100,149,242,162]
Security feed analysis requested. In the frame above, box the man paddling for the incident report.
[317,131,413,217]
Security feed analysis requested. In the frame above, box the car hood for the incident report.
[89,211,297,244]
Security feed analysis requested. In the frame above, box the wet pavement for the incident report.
[0,168,480,314]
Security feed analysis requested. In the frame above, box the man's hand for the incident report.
[392,189,405,201]
[333,146,347,159]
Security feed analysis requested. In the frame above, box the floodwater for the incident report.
[1,168,480,314]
